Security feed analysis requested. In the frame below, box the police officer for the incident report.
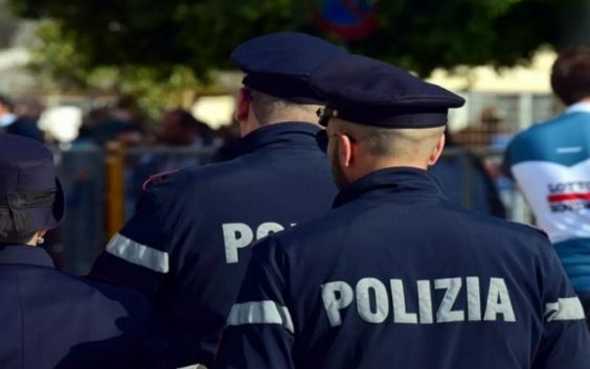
[0,134,152,369]
[90,32,344,368]
[216,54,590,369]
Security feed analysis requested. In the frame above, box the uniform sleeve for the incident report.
[216,235,296,369]
[89,174,178,299]
[91,171,218,367]
[533,240,590,369]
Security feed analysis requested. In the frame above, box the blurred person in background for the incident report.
[454,107,513,150]
[504,47,590,326]
[89,32,344,368]
[157,108,215,147]
[0,94,43,142]
[83,95,146,146]
[0,134,154,369]
[75,106,111,145]
[430,131,506,218]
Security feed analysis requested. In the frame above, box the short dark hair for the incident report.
[551,47,590,105]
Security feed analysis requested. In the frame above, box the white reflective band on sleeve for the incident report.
[545,297,586,322]
[177,365,207,369]
[226,300,294,334]
[105,233,170,273]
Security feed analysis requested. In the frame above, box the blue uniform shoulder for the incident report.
[173,156,257,198]
[184,155,254,182]
[142,169,182,191]
[463,206,548,240]
[442,204,554,264]
[136,156,267,216]
[271,200,551,261]
[0,266,153,368]
[139,160,242,202]
[80,276,152,315]
[0,264,152,334]
[436,199,545,238]
[39,268,152,318]
[184,146,329,192]
[141,167,190,198]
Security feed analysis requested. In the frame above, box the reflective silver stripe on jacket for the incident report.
[227,300,295,334]
[545,297,586,322]
[106,233,170,273]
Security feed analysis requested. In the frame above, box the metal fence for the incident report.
[52,144,530,274]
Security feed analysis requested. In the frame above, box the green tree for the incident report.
[8,0,590,106]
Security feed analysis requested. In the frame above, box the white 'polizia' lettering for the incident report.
[435,278,464,323]
[321,281,354,326]
[484,278,516,322]
[321,276,517,326]
[356,278,390,323]
[222,222,285,263]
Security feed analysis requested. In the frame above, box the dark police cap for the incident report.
[0,134,64,241]
[231,32,347,103]
[311,54,465,128]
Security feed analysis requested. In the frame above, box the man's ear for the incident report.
[234,88,250,123]
[428,132,446,166]
[337,133,354,168]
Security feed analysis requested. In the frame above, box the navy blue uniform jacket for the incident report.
[0,244,152,369]
[217,168,590,369]
[90,122,337,367]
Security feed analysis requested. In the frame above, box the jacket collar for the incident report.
[333,167,446,208]
[238,122,321,155]
[0,244,55,268]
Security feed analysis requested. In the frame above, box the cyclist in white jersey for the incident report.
[504,47,590,326]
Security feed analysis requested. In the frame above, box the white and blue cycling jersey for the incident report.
[504,102,590,293]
